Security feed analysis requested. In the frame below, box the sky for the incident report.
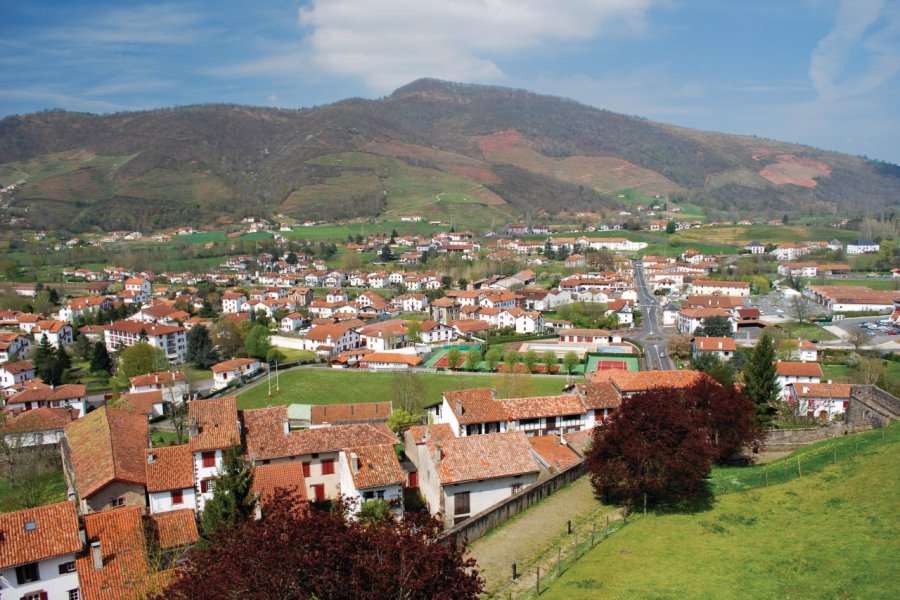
[2,0,899,163]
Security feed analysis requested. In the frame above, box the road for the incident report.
[632,261,673,370]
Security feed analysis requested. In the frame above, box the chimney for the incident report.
[189,418,199,437]
[718,341,722,349]
[803,386,810,394]
[351,452,360,474]
[283,418,289,435]
[147,452,156,464]
[91,541,103,570]
[434,445,442,463]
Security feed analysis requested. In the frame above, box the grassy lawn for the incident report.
[808,278,900,291]
[275,348,318,363]
[236,369,574,411]
[540,424,899,599]
[0,471,67,513]
[774,321,837,341]
[150,429,183,447]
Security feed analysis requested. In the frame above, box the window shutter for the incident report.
[40,593,49,600]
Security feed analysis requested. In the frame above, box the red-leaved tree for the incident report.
[158,491,483,600]
[587,380,759,507]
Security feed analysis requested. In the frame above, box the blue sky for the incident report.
[2,0,899,163]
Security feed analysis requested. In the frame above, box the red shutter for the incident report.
[302,462,311,477]
[321,459,335,475]
[313,484,325,502]
[202,451,216,468]
[171,489,184,504]
[408,471,418,488]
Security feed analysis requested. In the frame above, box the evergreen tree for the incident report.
[199,299,217,318]
[742,333,780,426]
[32,335,63,385]
[74,332,92,361]
[90,341,114,375]
[200,445,256,539]
[187,325,218,368]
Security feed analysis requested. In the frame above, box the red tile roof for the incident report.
[528,435,581,471]
[0,501,81,569]
[107,319,184,336]
[243,406,398,461]
[791,382,851,398]
[2,406,79,434]
[576,381,621,410]
[311,402,393,425]
[147,509,199,549]
[119,390,163,416]
[8,381,87,405]
[593,369,707,393]
[693,337,737,352]
[252,462,308,505]
[501,394,586,420]
[129,370,186,388]
[563,428,595,456]
[359,352,422,366]
[344,444,406,490]
[145,445,194,492]
[188,396,240,452]
[211,358,260,373]
[443,388,509,424]
[406,423,455,445]
[65,406,149,498]
[776,362,824,378]
[427,431,540,485]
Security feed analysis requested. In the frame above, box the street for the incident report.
[632,260,673,370]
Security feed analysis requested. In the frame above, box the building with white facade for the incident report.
[104,320,187,363]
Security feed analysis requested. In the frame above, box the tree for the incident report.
[562,350,580,375]
[244,324,271,360]
[211,319,244,358]
[791,294,812,326]
[523,350,539,373]
[694,316,733,338]
[387,407,420,435]
[587,386,716,507]
[160,491,483,600]
[199,298,217,319]
[167,400,189,445]
[392,371,425,413]
[847,328,873,353]
[199,445,256,540]
[742,333,780,426]
[541,350,557,374]
[187,326,218,368]
[31,335,65,386]
[380,244,393,262]
[74,332,92,361]
[667,334,692,362]
[692,354,735,386]
[119,342,168,379]
[444,347,462,370]
[502,349,520,371]
[90,342,113,375]
[485,347,502,372]
[465,348,482,371]
[406,320,422,344]
[666,220,677,234]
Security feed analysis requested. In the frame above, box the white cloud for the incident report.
[809,0,900,101]
[48,3,207,47]
[298,0,658,91]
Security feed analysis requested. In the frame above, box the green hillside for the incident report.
[540,424,900,599]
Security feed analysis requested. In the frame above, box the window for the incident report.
[110,497,125,508]
[201,451,216,468]
[376,490,385,499]
[69,589,81,600]
[453,491,470,516]
[59,561,77,574]
[200,479,215,494]
[321,459,335,475]
[15,562,40,584]
[171,490,184,505]
[511,483,523,495]
[363,491,374,500]
[302,462,311,477]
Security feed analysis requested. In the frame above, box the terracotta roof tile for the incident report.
[129,370,186,388]
[65,406,149,498]
[776,362,824,378]
[210,358,260,373]
[0,501,81,569]
[443,388,509,424]
[427,431,540,485]
[2,406,79,434]
[407,423,455,445]
[119,390,163,416]
[147,509,198,549]
[528,435,581,471]
[252,462,308,504]
[501,394,586,420]
[8,382,87,405]
[592,369,707,393]
[359,352,422,366]
[563,428,595,456]
[243,406,398,461]
[145,445,194,492]
[311,402,393,425]
[344,444,405,490]
[577,381,622,410]
[188,396,240,452]
[791,382,851,398]
[693,337,737,352]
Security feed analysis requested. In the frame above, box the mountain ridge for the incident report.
[1,78,898,232]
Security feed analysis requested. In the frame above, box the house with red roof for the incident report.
[211,358,262,391]
[775,361,823,399]
[0,501,82,600]
[146,445,197,514]
[6,381,88,417]
[188,396,240,510]
[339,444,406,518]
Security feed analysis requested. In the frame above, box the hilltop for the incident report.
[1,78,899,233]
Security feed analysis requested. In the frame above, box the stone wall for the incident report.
[846,385,900,429]
[440,461,587,549]
[761,425,867,450]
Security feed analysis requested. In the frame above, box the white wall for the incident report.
[442,474,538,527]
[149,487,198,514]
[0,553,80,600]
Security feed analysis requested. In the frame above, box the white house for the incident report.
[129,370,189,402]
[358,352,422,370]
[0,359,35,394]
[787,382,851,422]
[280,311,306,332]
[339,444,406,518]
[0,332,31,362]
[418,320,456,344]
[775,361,823,399]
[688,280,750,297]
[32,320,74,348]
[5,382,87,417]
[145,445,198,514]
[394,293,429,313]
[0,501,82,600]
[846,239,880,255]
[301,322,361,356]
[211,358,262,391]
[1,406,78,448]
[104,320,187,363]
[188,396,241,511]
[221,291,247,314]
[691,336,736,360]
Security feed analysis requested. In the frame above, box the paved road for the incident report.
[632,261,673,370]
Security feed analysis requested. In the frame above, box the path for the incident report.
[467,476,620,597]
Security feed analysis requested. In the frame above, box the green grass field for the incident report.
[284,220,450,241]
[236,369,573,411]
[808,278,900,291]
[0,471,67,513]
[539,425,900,599]
[774,321,838,341]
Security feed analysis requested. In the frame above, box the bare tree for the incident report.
[791,295,813,327]
[0,414,63,509]
[391,371,426,413]
[847,328,873,353]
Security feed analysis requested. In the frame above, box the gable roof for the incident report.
[145,445,194,492]
[577,381,622,410]
[2,406,79,434]
[252,462,308,505]
[147,509,199,550]
[129,370,186,388]
[790,382,851,398]
[592,369,707,393]
[119,390,164,416]
[406,423,455,445]
[501,394,586,420]
[775,361,824,378]
[693,337,737,352]
[427,431,540,485]
[8,381,87,405]
[344,444,406,490]
[311,402,393,425]
[65,406,149,498]
[210,357,260,373]
[528,435,581,471]
[188,396,240,452]
[443,388,509,424]
[0,501,81,569]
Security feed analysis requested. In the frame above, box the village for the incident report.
[0,215,898,600]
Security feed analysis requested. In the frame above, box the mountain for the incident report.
[1,78,898,233]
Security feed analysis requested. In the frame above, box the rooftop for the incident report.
[427,431,540,485]
[0,501,81,569]
[188,396,240,452]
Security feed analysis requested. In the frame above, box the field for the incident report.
[0,471,67,513]
[808,278,900,291]
[774,321,838,341]
[671,224,860,246]
[236,368,573,411]
[540,425,900,599]
[284,220,450,241]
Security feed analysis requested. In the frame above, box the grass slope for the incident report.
[236,369,571,410]
[542,425,900,599]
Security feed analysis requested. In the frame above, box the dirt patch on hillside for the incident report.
[757,153,831,188]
